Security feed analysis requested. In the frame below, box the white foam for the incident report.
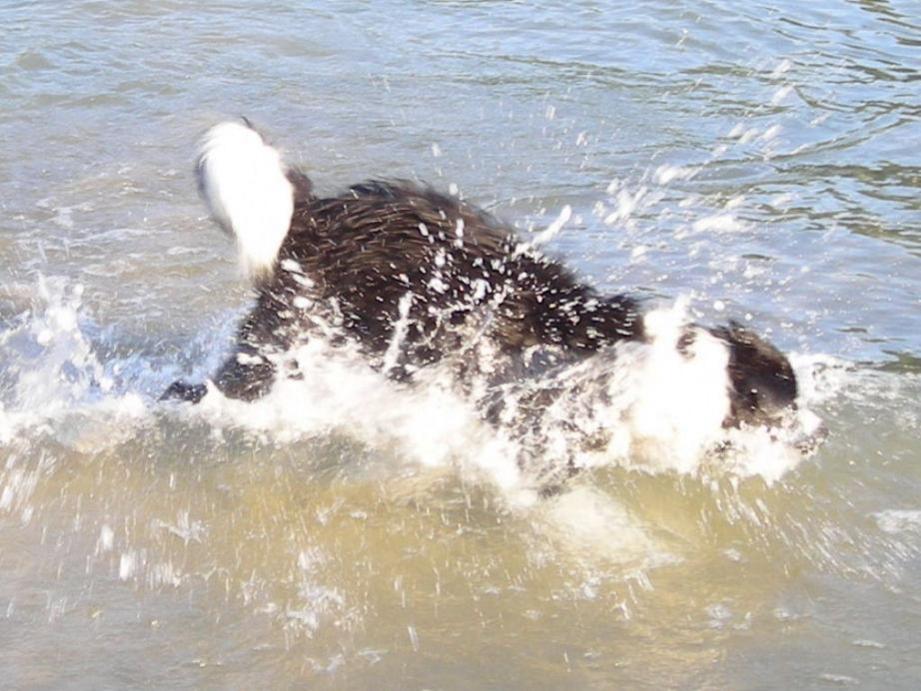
[770,84,795,106]
[0,277,152,452]
[603,186,649,226]
[770,58,794,79]
[173,296,829,489]
[0,279,825,498]
[874,510,921,535]
[606,302,731,473]
[191,338,524,489]
[654,164,699,185]
[691,212,747,234]
[517,205,572,254]
[534,486,671,567]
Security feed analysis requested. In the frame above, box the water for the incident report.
[1,0,920,687]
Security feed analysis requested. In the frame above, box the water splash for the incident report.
[1,276,829,491]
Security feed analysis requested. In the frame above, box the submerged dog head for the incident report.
[712,321,798,429]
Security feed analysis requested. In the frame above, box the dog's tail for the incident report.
[196,119,295,281]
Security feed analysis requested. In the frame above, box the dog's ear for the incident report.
[715,321,797,427]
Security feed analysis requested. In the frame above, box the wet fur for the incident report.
[163,124,799,466]
[166,180,648,401]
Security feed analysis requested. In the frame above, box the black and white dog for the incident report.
[163,120,804,478]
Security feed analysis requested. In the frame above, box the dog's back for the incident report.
[268,181,644,370]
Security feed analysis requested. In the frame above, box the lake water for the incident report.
[1,0,920,688]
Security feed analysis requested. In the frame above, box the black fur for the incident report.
[164,175,797,433]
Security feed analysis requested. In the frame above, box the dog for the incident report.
[162,120,802,482]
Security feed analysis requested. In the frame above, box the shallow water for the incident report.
[1,0,920,688]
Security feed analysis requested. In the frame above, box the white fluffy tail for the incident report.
[196,120,294,281]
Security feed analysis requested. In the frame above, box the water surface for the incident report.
[1,1,920,688]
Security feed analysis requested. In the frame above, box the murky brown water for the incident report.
[1,1,920,687]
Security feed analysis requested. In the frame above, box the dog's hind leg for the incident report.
[160,342,280,404]
[159,345,278,403]
[210,343,278,401]
[161,295,294,403]
[160,379,208,403]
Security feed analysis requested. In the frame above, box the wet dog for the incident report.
[162,120,800,472]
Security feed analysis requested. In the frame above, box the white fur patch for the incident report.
[196,121,294,280]
[600,302,732,473]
